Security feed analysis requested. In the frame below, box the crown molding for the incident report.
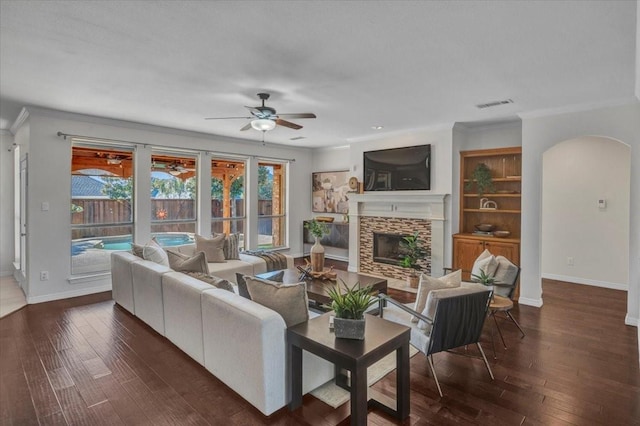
[517,97,638,120]
[9,107,30,135]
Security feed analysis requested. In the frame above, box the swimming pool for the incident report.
[72,233,195,254]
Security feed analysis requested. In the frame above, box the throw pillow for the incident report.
[223,233,241,260]
[470,249,499,282]
[236,270,284,300]
[245,277,309,327]
[195,234,226,263]
[412,269,461,323]
[142,239,170,266]
[185,272,234,292]
[131,243,145,258]
[493,256,519,297]
[166,250,209,274]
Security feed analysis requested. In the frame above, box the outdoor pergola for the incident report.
[71,147,259,237]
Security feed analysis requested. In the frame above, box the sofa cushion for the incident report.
[223,233,241,260]
[142,239,170,266]
[131,243,145,258]
[471,249,498,281]
[245,277,309,327]
[196,234,226,263]
[166,250,209,274]
[412,269,461,323]
[236,270,284,300]
[185,272,234,292]
[493,256,519,297]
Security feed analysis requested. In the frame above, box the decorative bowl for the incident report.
[475,223,495,232]
[493,231,511,238]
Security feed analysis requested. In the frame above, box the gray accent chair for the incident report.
[379,286,494,397]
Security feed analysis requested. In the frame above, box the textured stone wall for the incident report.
[359,216,431,280]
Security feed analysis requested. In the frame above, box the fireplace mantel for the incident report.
[347,193,449,277]
[347,193,446,220]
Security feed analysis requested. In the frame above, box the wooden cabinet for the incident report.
[453,235,520,281]
[454,147,522,291]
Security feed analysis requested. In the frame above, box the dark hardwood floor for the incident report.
[1,261,638,425]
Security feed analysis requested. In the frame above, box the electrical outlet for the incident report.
[566,257,574,266]
[40,271,49,281]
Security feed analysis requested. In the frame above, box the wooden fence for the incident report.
[71,198,265,239]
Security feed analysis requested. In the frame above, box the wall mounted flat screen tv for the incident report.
[363,144,431,191]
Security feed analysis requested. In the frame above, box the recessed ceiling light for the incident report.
[371,125,384,130]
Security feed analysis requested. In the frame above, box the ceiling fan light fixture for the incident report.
[251,118,276,132]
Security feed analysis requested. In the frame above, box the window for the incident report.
[150,153,197,246]
[211,158,245,248]
[257,161,287,249]
[71,145,134,275]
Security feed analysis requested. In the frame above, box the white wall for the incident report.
[14,107,313,303]
[0,131,14,276]
[520,102,639,328]
[542,137,630,289]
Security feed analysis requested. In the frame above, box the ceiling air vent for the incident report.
[290,136,306,141]
[476,99,513,109]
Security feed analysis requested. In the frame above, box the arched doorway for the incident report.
[541,136,631,290]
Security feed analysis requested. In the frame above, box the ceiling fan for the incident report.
[205,93,316,132]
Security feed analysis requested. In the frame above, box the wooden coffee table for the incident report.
[257,268,388,307]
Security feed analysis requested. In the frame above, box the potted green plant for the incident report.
[327,280,378,340]
[304,219,330,272]
[471,270,498,298]
[465,163,496,196]
[399,232,427,288]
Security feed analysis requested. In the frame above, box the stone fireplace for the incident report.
[348,193,446,280]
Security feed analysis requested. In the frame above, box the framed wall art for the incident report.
[312,170,350,214]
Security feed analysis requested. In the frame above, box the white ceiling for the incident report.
[0,1,637,147]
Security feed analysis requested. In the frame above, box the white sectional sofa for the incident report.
[110,250,334,416]
[166,243,286,285]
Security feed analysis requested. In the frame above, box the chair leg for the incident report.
[427,355,443,397]
[492,311,508,349]
[506,310,526,338]
[476,343,495,381]
[490,313,497,359]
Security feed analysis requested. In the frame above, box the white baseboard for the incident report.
[0,270,13,277]
[26,284,112,304]
[518,297,543,308]
[541,273,628,291]
[624,314,639,327]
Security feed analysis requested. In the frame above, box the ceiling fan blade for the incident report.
[277,113,316,119]
[239,122,253,131]
[205,116,252,120]
[276,118,303,130]
[244,106,263,117]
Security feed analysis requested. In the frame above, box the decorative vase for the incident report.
[407,274,419,288]
[334,317,366,340]
[310,236,325,272]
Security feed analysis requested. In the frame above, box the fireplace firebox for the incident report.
[372,232,411,266]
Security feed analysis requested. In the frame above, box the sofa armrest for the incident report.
[201,289,287,416]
